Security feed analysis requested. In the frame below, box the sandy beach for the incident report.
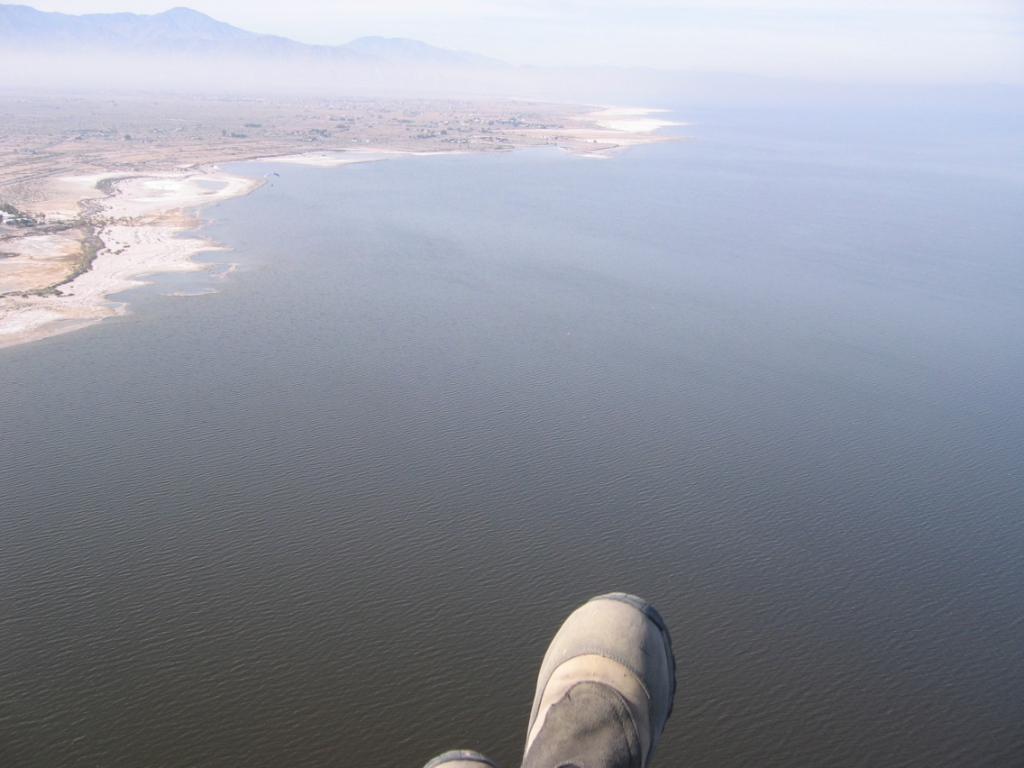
[0,96,683,349]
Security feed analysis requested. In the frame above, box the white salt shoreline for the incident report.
[0,149,478,349]
[0,108,682,349]
[588,107,685,134]
[0,169,261,349]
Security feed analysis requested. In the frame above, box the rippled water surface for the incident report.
[2,107,1023,768]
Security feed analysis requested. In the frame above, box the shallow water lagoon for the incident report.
[1,108,1022,768]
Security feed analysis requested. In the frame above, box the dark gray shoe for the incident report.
[423,749,499,768]
[522,593,676,768]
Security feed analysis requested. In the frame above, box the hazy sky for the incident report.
[27,0,1024,83]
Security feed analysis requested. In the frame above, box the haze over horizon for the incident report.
[15,0,1024,85]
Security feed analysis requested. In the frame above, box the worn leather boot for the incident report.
[423,749,500,768]
[521,593,676,768]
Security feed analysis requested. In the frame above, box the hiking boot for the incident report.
[522,593,676,768]
[423,749,500,768]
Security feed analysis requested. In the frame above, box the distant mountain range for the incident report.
[0,4,507,69]
[2,3,1016,109]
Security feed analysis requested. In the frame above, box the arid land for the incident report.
[0,92,683,348]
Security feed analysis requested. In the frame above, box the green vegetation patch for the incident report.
[95,177,121,196]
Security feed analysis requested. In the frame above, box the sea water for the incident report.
[1,106,1022,767]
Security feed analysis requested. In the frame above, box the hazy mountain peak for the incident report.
[77,5,257,42]
[162,6,214,17]
[143,6,257,40]
[0,3,258,45]
[0,4,506,67]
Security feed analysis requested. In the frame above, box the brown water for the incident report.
[1,107,1023,767]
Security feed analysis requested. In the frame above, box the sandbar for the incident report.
[0,94,686,349]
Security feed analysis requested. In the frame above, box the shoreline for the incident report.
[0,105,683,349]
[0,169,261,348]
